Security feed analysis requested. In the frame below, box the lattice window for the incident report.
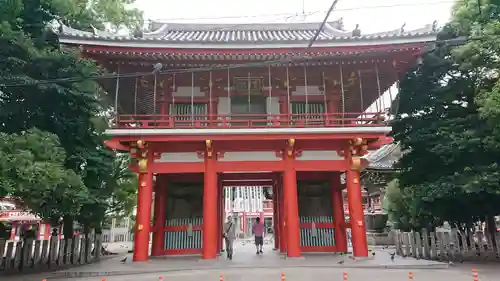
[169,103,207,127]
[291,102,325,125]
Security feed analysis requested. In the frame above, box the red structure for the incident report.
[0,197,52,240]
[58,20,437,261]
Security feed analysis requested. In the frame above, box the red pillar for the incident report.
[10,222,17,240]
[44,224,50,240]
[283,151,301,257]
[278,176,286,253]
[331,175,348,253]
[151,176,167,256]
[202,149,218,259]
[133,171,154,262]
[346,169,368,257]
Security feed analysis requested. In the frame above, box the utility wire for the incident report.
[150,0,455,22]
[307,0,340,48]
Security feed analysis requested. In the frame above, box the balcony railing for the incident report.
[115,112,386,129]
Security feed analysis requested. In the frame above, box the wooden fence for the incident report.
[394,229,500,262]
[0,234,102,274]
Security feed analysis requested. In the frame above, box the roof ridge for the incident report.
[57,22,438,46]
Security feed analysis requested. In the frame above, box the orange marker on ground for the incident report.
[220,273,224,281]
[343,271,348,281]
[408,272,413,280]
[281,272,286,281]
[472,269,478,281]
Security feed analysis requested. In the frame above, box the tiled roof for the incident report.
[58,21,438,44]
[364,143,400,170]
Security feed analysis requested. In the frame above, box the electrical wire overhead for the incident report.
[150,0,455,22]
[307,0,341,48]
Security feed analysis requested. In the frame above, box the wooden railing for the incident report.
[115,112,386,129]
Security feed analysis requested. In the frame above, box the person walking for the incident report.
[252,217,264,254]
[223,215,236,260]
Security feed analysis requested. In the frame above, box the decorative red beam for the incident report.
[295,160,346,171]
[83,43,427,56]
[107,133,386,143]
[161,171,339,182]
[222,180,274,186]
[216,161,285,172]
[151,162,204,173]
[221,173,278,181]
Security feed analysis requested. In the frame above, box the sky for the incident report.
[134,0,456,33]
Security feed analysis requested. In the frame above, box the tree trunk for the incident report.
[83,223,90,263]
[486,215,497,249]
[63,216,74,239]
[63,216,74,259]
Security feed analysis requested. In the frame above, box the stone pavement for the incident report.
[37,242,447,278]
[14,266,498,281]
[13,241,498,281]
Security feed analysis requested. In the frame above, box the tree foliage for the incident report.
[390,0,500,229]
[0,129,87,223]
[51,0,144,32]
[0,0,141,233]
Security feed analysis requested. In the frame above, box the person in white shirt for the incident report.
[223,216,236,260]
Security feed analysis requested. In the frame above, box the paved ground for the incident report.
[14,266,498,281]
[9,241,499,281]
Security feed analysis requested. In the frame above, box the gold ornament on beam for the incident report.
[205,140,213,158]
[353,137,363,146]
[288,138,295,148]
[138,158,148,172]
[350,156,362,171]
[137,139,146,149]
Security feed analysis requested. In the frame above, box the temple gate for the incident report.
[58,19,438,262]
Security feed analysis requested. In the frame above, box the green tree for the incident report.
[51,0,144,32]
[0,0,141,236]
[391,0,500,229]
[0,129,87,223]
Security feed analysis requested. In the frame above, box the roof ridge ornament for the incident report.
[143,23,169,38]
[330,17,344,30]
[352,24,361,37]
[400,23,406,35]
